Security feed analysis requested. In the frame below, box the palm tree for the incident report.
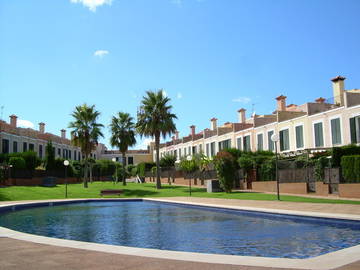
[68,104,104,188]
[110,112,137,186]
[136,90,177,189]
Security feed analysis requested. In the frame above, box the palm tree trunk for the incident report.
[122,152,126,186]
[84,157,88,188]
[155,133,161,189]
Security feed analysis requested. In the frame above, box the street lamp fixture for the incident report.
[271,133,280,201]
[63,160,69,198]
[112,158,118,184]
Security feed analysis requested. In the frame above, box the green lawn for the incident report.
[0,182,359,204]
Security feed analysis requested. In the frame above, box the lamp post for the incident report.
[271,133,280,201]
[8,165,13,185]
[112,158,117,184]
[186,155,192,196]
[63,160,69,198]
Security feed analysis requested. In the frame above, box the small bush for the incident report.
[333,145,360,167]
[214,151,236,193]
[9,157,26,169]
[314,156,329,182]
[137,162,146,178]
[159,154,176,168]
[258,158,276,181]
[22,151,41,171]
[341,155,360,183]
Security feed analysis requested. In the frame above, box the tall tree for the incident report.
[68,104,104,188]
[110,112,137,186]
[136,90,177,189]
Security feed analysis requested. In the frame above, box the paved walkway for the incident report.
[0,198,360,270]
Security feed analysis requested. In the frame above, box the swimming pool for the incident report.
[0,199,359,259]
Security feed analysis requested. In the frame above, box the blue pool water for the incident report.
[0,200,360,259]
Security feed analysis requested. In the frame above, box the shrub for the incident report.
[179,157,199,174]
[332,145,360,167]
[314,156,329,182]
[126,165,136,177]
[258,158,276,181]
[213,151,236,192]
[137,162,146,178]
[96,159,116,176]
[341,155,360,183]
[9,157,26,169]
[45,141,56,171]
[159,154,176,168]
[22,151,41,171]
[113,164,130,180]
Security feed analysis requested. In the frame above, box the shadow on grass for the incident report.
[123,189,158,197]
[0,187,12,201]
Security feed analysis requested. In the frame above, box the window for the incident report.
[280,129,290,151]
[192,146,196,155]
[219,139,231,151]
[2,139,9,154]
[237,137,242,150]
[184,148,187,156]
[39,145,43,158]
[23,142,28,152]
[58,148,61,157]
[210,142,216,157]
[128,156,134,165]
[74,151,77,161]
[13,141,18,153]
[29,143,34,151]
[116,157,119,162]
[63,149,66,158]
[350,116,360,143]
[257,134,263,151]
[268,131,274,151]
[295,125,304,148]
[331,118,342,145]
[243,135,251,151]
[314,122,324,147]
[206,143,210,157]
[188,146,191,155]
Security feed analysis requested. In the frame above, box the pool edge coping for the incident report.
[0,198,359,270]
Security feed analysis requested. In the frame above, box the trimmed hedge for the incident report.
[9,157,26,169]
[341,155,360,183]
[332,145,360,167]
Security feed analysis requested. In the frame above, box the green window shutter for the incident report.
[257,134,263,150]
[296,126,304,148]
[280,130,284,151]
[350,117,357,143]
[331,118,342,145]
[315,123,324,147]
[268,131,274,151]
[237,138,242,150]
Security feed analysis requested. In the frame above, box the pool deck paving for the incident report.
[0,197,360,270]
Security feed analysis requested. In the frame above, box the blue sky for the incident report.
[1,0,359,149]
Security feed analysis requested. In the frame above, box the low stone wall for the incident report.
[9,177,83,186]
[252,181,308,195]
[315,182,329,196]
[145,177,205,187]
[339,183,360,198]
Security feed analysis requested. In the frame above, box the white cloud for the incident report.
[70,0,112,12]
[177,92,182,99]
[171,0,182,6]
[135,138,154,150]
[94,50,109,58]
[232,97,251,104]
[162,90,168,97]
[18,119,34,129]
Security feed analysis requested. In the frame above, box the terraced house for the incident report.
[0,115,153,165]
[157,76,360,159]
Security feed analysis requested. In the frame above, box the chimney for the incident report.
[276,95,287,111]
[210,118,217,130]
[61,129,66,139]
[39,122,45,134]
[175,131,179,140]
[237,108,246,123]
[190,125,196,137]
[315,97,325,104]
[9,115,17,128]
[331,76,346,106]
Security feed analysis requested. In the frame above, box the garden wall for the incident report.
[252,181,308,194]
[315,182,329,196]
[338,184,360,198]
